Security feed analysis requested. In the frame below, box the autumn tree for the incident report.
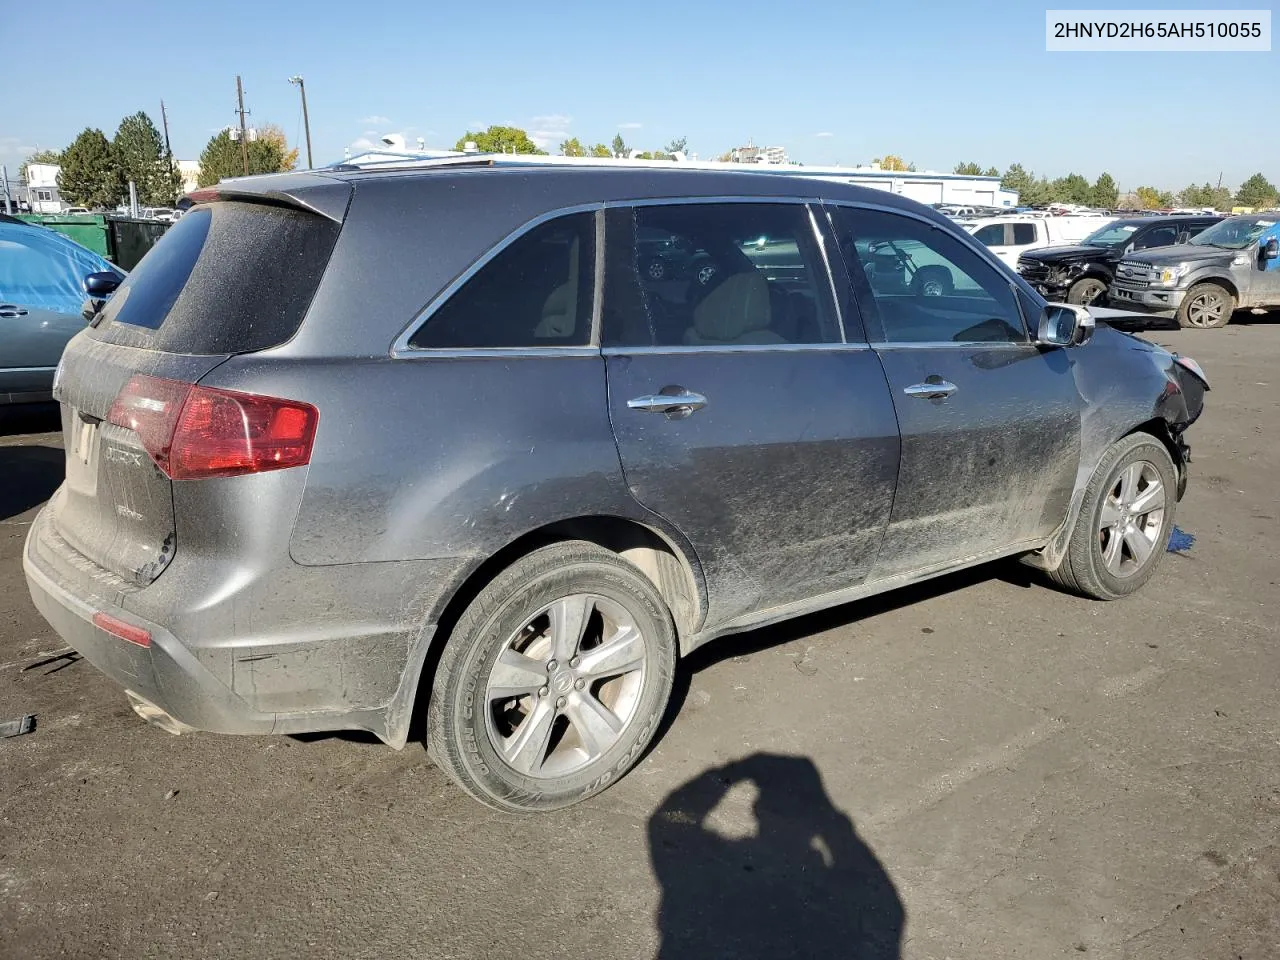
[196,129,287,187]
[57,128,124,209]
[454,126,545,155]
[588,143,612,158]
[560,137,586,157]
[258,125,299,171]
[1135,186,1174,210]
[873,154,914,171]
[1235,172,1278,208]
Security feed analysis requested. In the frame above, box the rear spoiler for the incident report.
[184,171,352,223]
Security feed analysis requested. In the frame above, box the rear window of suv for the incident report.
[93,201,340,355]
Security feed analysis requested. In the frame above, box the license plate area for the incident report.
[65,413,100,495]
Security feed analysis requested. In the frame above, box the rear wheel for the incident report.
[427,541,677,812]
[1067,277,1107,306]
[1177,282,1234,328]
[1046,433,1177,600]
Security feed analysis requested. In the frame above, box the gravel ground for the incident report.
[1,323,1278,960]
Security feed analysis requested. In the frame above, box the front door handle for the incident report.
[0,304,29,318]
[628,388,708,419]
[903,379,958,400]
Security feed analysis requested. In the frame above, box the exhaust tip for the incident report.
[126,691,193,736]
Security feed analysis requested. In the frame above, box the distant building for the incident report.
[25,163,64,213]
[177,160,200,195]
[729,143,790,165]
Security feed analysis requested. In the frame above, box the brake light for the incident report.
[107,374,318,480]
[93,612,152,648]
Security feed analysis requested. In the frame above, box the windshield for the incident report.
[1079,222,1140,248]
[1190,216,1275,250]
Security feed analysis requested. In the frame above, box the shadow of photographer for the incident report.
[649,753,904,959]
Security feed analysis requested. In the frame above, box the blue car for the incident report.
[0,217,124,404]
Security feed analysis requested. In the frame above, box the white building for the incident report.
[25,162,64,213]
[177,160,200,195]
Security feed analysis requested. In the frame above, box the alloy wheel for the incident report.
[1096,460,1166,577]
[1186,292,1225,327]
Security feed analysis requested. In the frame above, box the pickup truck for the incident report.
[1108,214,1280,328]
[1016,215,1222,305]
[965,215,1114,268]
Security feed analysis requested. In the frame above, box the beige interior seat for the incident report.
[534,237,580,339]
[683,271,783,346]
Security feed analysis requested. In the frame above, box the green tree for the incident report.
[559,137,586,157]
[1050,172,1092,205]
[1135,186,1173,210]
[954,161,983,175]
[664,137,688,155]
[1235,172,1278,208]
[1207,186,1234,210]
[1091,172,1118,208]
[113,111,177,205]
[453,125,545,155]
[983,166,999,177]
[1178,183,1212,207]
[21,148,62,180]
[611,133,629,158]
[873,154,913,171]
[57,128,123,209]
[588,143,612,158]
[196,129,287,187]
[1001,163,1034,200]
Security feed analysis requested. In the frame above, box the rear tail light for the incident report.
[107,374,318,480]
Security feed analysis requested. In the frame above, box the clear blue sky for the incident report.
[1,0,1274,192]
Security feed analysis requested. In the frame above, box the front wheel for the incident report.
[1177,282,1234,328]
[427,541,677,812]
[1046,433,1177,600]
[1067,277,1107,306]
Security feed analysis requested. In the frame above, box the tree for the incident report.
[588,143,612,158]
[1091,172,1118,209]
[113,111,179,205]
[611,133,629,158]
[1236,172,1278,209]
[453,125,544,155]
[560,137,586,157]
[21,148,62,180]
[258,125,299,172]
[57,128,123,209]
[1178,183,1212,207]
[1135,186,1174,210]
[983,166,999,177]
[954,161,983,175]
[196,130,287,187]
[1207,185,1234,211]
[664,137,688,155]
[873,154,913,171]
[1050,173,1092,205]
[1001,163,1034,200]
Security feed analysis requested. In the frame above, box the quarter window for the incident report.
[409,212,595,349]
[830,207,1027,344]
[602,203,840,347]
[1011,223,1037,245]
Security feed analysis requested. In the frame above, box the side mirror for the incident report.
[84,272,122,297]
[1263,237,1279,261]
[1038,303,1095,347]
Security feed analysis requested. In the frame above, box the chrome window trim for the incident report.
[602,343,870,356]
[392,346,601,361]
[601,195,815,209]
[0,365,58,373]
[390,202,603,358]
[820,198,1036,343]
[867,340,1041,351]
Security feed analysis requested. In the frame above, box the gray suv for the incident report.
[24,162,1209,811]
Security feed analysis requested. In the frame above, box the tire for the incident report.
[1046,433,1177,600]
[645,259,666,281]
[427,541,677,812]
[1067,278,1107,306]
[1176,282,1234,329]
[912,266,954,297]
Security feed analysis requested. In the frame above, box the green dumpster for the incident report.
[15,214,169,270]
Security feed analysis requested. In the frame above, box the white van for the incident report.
[965,215,1116,267]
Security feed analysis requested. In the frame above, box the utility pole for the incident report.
[235,75,250,175]
[289,76,313,169]
[160,99,177,196]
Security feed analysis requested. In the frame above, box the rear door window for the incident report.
[408,212,595,349]
[1011,223,1037,245]
[93,201,340,355]
[972,224,1007,245]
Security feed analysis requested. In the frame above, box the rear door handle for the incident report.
[903,380,958,400]
[627,389,708,419]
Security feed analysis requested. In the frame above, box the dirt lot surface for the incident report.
[2,324,1278,960]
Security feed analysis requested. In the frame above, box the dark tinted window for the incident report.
[410,212,595,349]
[94,202,340,355]
[972,224,1005,245]
[1135,225,1177,250]
[602,203,840,347]
[831,207,1027,344]
[1012,223,1037,245]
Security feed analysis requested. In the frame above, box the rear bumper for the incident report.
[23,504,464,745]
